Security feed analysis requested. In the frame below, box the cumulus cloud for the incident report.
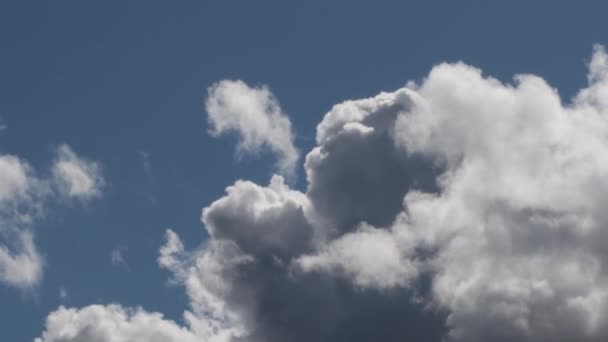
[206,80,300,177]
[52,144,103,200]
[35,305,201,342]
[0,154,30,202]
[305,89,437,235]
[159,229,251,342]
[386,45,608,341]
[202,175,313,259]
[0,154,42,288]
[0,231,43,288]
[0,144,103,289]
[296,224,418,289]
[37,46,608,342]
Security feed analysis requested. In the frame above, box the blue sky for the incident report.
[2,1,608,341]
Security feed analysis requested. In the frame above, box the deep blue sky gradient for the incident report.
[1,1,607,341]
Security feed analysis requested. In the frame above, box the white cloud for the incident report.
[299,44,608,341]
[0,154,42,289]
[205,80,300,177]
[0,144,103,289]
[35,305,202,342]
[296,224,418,289]
[385,46,608,341]
[37,46,608,342]
[202,175,313,259]
[158,229,251,342]
[52,144,103,200]
[0,231,43,288]
[0,154,30,202]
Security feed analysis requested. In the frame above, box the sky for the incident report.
[1,1,608,342]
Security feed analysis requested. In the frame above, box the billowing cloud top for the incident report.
[38,46,608,342]
[206,80,300,177]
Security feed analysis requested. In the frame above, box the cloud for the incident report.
[35,305,201,342]
[296,224,418,289]
[0,231,43,288]
[305,89,437,235]
[37,46,608,342]
[52,144,103,200]
[159,230,251,341]
[205,80,299,177]
[0,144,103,289]
[384,45,608,341]
[111,247,128,268]
[202,175,313,259]
[0,154,30,202]
[0,154,43,288]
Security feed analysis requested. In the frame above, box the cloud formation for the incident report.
[35,305,200,342]
[37,46,608,341]
[52,144,103,200]
[0,145,103,289]
[0,231,43,288]
[206,80,300,177]
[0,154,44,288]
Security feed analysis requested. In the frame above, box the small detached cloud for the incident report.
[59,287,68,301]
[111,247,128,269]
[52,144,103,201]
[205,80,300,178]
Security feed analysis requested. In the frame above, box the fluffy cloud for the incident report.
[0,154,30,202]
[37,46,608,342]
[0,145,103,289]
[296,224,418,289]
[385,45,608,341]
[35,305,201,342]
[202,175,313,259]
[206,80,300,177]
[305,89,437,235]
[0,154,42,288]
[0,231,43,288]
[52,144,103,200]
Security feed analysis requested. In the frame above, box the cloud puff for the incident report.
[35,305,201,342]
[0,154,42,288]
[159,230,251,341]
[37,46,608,342]
[0,155,30,202]
[206,80,299,177]
[296,224,418,289]
[0,231,43,288]
[202,175,313,259]
[52,144,103,200]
